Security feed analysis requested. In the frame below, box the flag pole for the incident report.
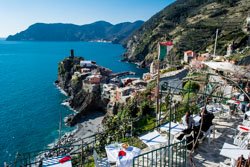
[156,43,161,127]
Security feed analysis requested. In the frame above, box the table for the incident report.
[220,143,250,166]
[42,156,72,167]
[105,144,141,167]
[159,122,186,143]
[139,130,168,147]
[206,104,223,112]
[226,100,239,105]
[160,122,185,136]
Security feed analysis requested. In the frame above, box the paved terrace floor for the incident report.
[188,115,242,167]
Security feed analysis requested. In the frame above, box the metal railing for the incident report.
[7,134,98,167]
[132,140,187,167]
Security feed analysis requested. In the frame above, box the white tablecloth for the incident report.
[226,100,238,105]
[105,144,141,167]
[160,122,185,136]
[139,130,168,147]
[42,156,72,167]
[220,143,250,160]
[206,104,223,113]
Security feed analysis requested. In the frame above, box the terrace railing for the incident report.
[132,140,187,167]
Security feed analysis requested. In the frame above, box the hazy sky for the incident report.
[0,0,175,37]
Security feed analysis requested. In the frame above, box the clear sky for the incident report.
[0,0,175,37]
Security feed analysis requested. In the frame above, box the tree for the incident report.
[183,81,200,93]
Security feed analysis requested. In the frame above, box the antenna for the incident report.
[213,29,219,57]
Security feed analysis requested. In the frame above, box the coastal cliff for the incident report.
[56,51,110,126]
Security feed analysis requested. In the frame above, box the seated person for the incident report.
[176,128,198,150]
[200,108,215,132]
[182,111,195,129]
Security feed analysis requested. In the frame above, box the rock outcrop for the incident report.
[56,53,109,126]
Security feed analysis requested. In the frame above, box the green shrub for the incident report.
[134,115,156,134]
[183,92,197,103]
[183,81,200,93]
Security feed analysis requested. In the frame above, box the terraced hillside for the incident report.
[123,0,250,66]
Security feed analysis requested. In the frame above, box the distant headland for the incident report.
[6,20,144,44]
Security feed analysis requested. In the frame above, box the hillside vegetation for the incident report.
[123,0,250,66]
[6,21,144,43]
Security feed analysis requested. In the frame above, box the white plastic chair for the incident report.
[93,149,110,167]
[199,125,214,145]
[219,162,231,167]
[234,134,249,149]
[243,120,250,127]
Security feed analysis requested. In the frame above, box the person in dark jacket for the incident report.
[200,108,215,132]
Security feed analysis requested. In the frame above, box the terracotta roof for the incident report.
[184,50,194,53]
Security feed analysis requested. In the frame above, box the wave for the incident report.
[54,83,68,96]
[61,101,77,113]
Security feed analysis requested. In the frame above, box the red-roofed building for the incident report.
[184,50,197,63]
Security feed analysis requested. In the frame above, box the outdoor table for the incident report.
[42,155,72,167]
[160,122,186,143]
[220,143,250,166]
[226,99,239,105]
[206,104,223,112]
[139,130,168,147]
[105,143,141,167]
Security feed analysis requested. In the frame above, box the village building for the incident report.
[184,50,197,63]
[143,73,154,81]
[109,77,121,86]
[86,74,102,84]
[190,60,205,69]
[80,68,91,73]
[131,79,147,87]
[102,84,118,101]
[80,60,96,68]
[121,77,140,86]
[116,87,135,103]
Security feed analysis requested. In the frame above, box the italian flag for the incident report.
[158,41,174,61]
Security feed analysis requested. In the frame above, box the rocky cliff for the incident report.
[56,55,108,126]
[123,0,250,66]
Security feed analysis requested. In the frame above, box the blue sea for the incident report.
[0,40,147,164]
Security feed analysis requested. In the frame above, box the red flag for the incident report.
[160,41,173,46]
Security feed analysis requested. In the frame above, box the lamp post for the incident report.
[159,82,169,126]
[160,81,173,166]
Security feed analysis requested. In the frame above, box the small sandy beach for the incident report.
[73,111,105,140]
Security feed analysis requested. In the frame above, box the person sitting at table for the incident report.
[182,111,195,129]
[200,108,214,132]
